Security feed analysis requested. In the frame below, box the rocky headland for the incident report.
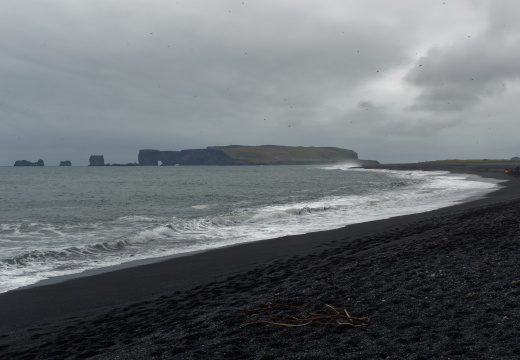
[139,145,379,166]
[12,146,379,167]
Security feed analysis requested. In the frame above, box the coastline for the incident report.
[2,164,500,294]
[1,162,520,359]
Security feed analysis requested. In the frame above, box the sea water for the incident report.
[0,165,502,293]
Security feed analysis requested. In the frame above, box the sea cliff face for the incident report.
[138,149,237,166]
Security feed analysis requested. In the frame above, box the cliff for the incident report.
[138,149,237,166]
[139,145,378,166]
[211,145,358,165]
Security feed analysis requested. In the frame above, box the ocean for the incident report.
[0,165,502,293]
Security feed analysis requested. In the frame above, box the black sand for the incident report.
[1,162,519,359]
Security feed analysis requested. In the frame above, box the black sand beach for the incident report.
[1,162,520,359]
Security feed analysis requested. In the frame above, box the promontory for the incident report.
[138,145,379,166]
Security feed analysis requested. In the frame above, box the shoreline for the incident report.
[1,162,520,358]
[9,166,501,294]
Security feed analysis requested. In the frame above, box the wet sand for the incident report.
[1,162,520,359]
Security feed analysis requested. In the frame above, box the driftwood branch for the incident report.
[238,304,370,327]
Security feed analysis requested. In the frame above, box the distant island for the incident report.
[138,145,379,166]
[14,159,44,166]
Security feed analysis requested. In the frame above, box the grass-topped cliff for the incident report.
[207,145,358,165]
[138,145,378,165]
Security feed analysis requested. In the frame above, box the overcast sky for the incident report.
[1,0,519,165]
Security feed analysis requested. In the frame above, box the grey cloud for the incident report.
[340,102,464,139]
[358,101,374,110]
[377,116,464,137]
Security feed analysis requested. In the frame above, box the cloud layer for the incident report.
[1,0,519,165]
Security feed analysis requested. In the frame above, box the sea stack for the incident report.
[59,161,72,166]
[89,155,105,166]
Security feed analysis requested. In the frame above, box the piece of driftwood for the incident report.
[238,304,370,327]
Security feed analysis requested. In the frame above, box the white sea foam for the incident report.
[191,205,209,210]
[316,162,361,171]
